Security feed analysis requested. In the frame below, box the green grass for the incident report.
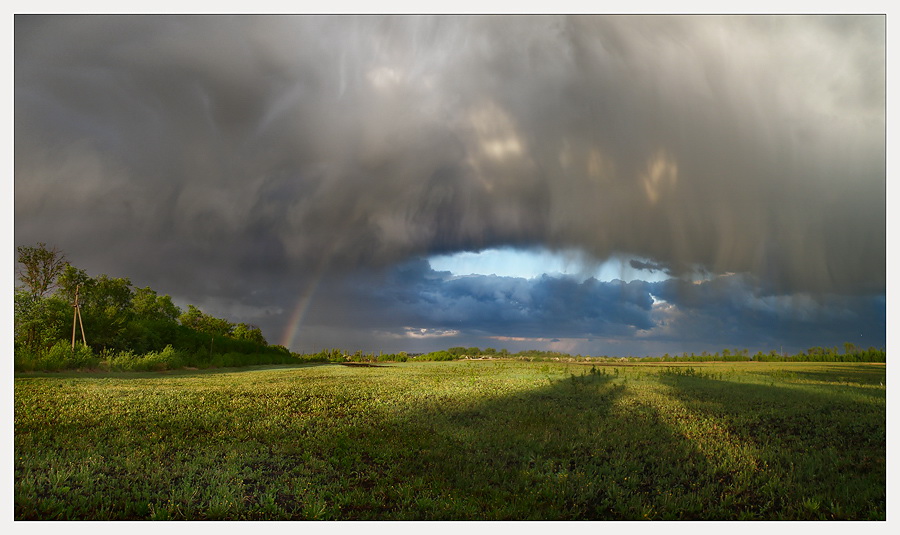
[14,360,885,520]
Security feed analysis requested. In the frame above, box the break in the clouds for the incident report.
[14,15,885,355]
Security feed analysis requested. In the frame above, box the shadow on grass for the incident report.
[656,370,885,520]
[14,364,886,520]
[294,368,885,520]
[744,364,886,388]
[303,372,728,520]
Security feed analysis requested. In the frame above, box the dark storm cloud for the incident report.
[296,260,884,354]
[644,274,886,352]
[369,259,656,337]
[629,259,672,276]
[297,258,656,339]
[14,15,885,350]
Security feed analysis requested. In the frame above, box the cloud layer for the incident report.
[15,15,885,354]
[291,259,885,354]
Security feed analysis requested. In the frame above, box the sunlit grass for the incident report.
[15,361,885,520]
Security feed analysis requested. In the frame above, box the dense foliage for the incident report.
[14,243,290,372]
[14,361,885,520]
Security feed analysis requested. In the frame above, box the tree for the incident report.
[179,305,234,337]
[15,243,73,352]
[124,287,183,353]
[232,323,267,345]
[132,287,181,323]
[14,288,69,352]
[56,264,93,303]
[85,275,133,313]
[77,275,135,352]
[17,242,67,297]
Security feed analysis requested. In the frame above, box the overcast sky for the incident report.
[14,14,886,356]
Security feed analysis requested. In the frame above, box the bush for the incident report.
[414,350,455,361]
[107,345,185,372]
[377,352,407,362]
[15,341,98,372]
[147,345,185,370]
[295,352,331,364]
[13,345,38,372]
[210,352,238,368]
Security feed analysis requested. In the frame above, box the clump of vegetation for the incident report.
[106,345,186,372]
[14,243,295,372]
[14,340,99,372]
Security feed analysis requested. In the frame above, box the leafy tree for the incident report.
[14,289,70,353]
[15,243,72,352]
[86,275,134,313]
[178,304,204,331]
[122,287,183,354]
[75,275,135,352]
[179,305,234,337]
[132,286,181,323]
[55,264,93,303]
[16,242,67,297]
[232,323,267,345]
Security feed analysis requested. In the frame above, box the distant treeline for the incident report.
[15,243,885,372]
[408,345,885,364]
[636,346,886,363]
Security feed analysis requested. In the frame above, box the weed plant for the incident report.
[14,361,885,520]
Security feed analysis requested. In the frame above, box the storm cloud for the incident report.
[14,15,885,355]
[289,260,885,355]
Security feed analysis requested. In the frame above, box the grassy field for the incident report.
[14,360,886,520]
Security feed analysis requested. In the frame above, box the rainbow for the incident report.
[278,247,335,349]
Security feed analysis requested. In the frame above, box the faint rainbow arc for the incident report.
[278,244,336,349]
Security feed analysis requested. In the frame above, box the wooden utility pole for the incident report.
[71,284,87,349]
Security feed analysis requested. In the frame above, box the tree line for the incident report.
[14,243,292,371]
[420,346,885,363]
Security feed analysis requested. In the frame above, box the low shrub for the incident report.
[107,345,185,372]
[15,341,99,372]
[414,350,456,361]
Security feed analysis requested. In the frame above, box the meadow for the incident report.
[14,360,886,520]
